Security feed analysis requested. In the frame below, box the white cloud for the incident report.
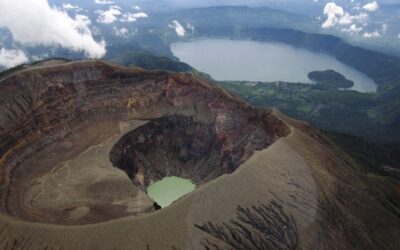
[91,26,101,36]
[0,0,106,58]
[382,23,387,33]
[132,12,148,19]
[186,23,195,32]
[341,12,368,25]
[134,5,141,10]
[363,31,381,38]
[363,1,379,12]
[96,6,121,24]
[0,48,29,69]
[113,27,129,38]
[337,13,352,25]
[322,2,344,28]
[341,24,363,33]
[121,12,148,22]
[349,13,368,23]
[63,3,79,9]
[95,0,114,4]
[97,6,147,24]
[322,2,369,29]
[121,14,136,22]
[169,20,185,37]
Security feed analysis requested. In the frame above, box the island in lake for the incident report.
[308,69,354,89]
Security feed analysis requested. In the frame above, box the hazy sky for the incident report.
[0,0,398,69]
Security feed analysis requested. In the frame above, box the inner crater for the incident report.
[109,114,282,207]
[111,115,234,188]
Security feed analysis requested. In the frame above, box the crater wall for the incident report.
[0,60,290,224]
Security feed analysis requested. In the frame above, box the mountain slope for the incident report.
[0,60,399,249]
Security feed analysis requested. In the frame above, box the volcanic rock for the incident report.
[0,60,398,249]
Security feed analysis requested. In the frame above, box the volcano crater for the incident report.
[0,61,290,225]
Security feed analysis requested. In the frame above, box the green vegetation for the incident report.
[0,58,72,81]
[0,64,26,80]
[0,50,192,83]
[166,6,318,33]
[308,69,354,89]
[109,51,192,72]
[325,131,400,175]
[216,80,400,189]
[30,57,71,66]
[216,81,388,140]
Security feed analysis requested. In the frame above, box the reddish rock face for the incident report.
[109,114,276,188]
[0,60,290,224]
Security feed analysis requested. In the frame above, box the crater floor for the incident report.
[15,116,154,224]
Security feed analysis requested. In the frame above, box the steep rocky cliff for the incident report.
[0,60,398,249]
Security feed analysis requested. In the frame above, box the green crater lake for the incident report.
[146,176,195,208]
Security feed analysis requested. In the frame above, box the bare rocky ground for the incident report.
[0,61,399,249]
[20,118,153,224]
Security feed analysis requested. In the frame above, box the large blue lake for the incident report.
[171,39,377,93]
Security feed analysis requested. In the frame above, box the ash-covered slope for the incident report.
[0,60,398,249]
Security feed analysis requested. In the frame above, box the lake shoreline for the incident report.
[171,39,377,93]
